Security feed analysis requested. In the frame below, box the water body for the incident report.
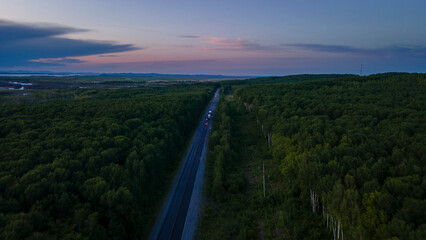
[0,74,34,77]
[8,82,33,86]
[0,74,76,77]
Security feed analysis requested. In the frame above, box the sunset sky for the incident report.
[1,0,425,75]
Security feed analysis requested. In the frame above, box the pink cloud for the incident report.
[180,35,280,52]
[202,37,246,49]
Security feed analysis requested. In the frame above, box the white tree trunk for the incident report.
[267,132,272,146]
[337,219,340,240]
[263,162,266,197]
[327,213,330,230]
[333,222,336,240]
[316,194,320,213]
[322,201,325,217]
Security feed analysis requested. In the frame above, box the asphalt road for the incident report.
[149,89,220,240]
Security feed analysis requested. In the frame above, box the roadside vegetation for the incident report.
[199,86,330,239]
[199,73,425,239]
[0,85,214,239]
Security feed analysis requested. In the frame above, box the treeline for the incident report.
[222,74,355,86]
[235,73,426,239]
[206,94,246,203]
[0,85,214,239]
[200,92,254,239]
[0,83,219,103]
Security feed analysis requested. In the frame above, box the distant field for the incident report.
[0,74,247,93]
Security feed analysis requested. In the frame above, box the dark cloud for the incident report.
[285,43,426,57]
[285,43,362,53]
[0,19,87,42]
[0,19,139,67]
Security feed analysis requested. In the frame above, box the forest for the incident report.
[0,85,215,239]
[219,73,425,239]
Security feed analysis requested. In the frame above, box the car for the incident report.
[205,122,208,126]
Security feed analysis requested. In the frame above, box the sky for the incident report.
[0,0,425,76]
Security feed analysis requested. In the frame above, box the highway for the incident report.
[149,89,220,240]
